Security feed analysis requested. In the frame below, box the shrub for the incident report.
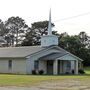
[72,69,75,74]
[78,69,85,74]
[38,70,44,75]
[32,70,37,75]
[65,72,70,74]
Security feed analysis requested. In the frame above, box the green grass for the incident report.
[0,67,89,87]
[84,66,90,74]
[0,74,88,87]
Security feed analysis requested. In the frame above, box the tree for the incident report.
[22,20,57,46]
[79,31,90,48]
[59,35,83,55]
[59,34,90,66]
[31,20,55,35]
[0,19,8,36]
[5,16,30,46]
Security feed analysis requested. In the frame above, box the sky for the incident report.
[0,0,90,35]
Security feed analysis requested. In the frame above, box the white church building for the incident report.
[0,11,83,75]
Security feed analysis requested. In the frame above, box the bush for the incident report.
[32,70,37,75]
[38,70,44,75]
[65,72,70,74]
[72,69,75,74]
[78,69,85,74]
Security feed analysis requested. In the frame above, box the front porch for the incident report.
[33,52,83,75]
[37,59,79,75]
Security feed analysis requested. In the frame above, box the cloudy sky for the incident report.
[0,0,90,35]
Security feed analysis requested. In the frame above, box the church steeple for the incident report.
[48,9,52,35]
[41,9,58,47]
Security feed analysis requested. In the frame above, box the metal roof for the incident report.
[0,45,83,61]
[39,52,68,60]
[0,46,45,58]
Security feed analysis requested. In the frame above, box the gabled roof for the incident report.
[0,45,67,58]
[39,53,68,60]
[0,46,45,58]
[0,45,83,61]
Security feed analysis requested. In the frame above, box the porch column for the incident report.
[53,60,58,75]
[71,61,74,70]
[75,60,78,74]
[39,60,47,74]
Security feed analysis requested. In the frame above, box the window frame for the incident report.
[8,60,12,69]
[34,60,39,70]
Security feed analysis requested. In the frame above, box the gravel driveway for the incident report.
[0,87,48,90]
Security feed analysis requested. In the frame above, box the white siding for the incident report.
[0,58,26,74]
[57,54,78,61]
[26,58,34,74]
[26,48,60,74]
[12,58,26,74]
[41,35,58,47]
[0,59,8,73]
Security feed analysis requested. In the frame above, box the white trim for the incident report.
[56,53,83,61]
[26,46,83,61]
[26,46,61,58]
[68,53,83,61]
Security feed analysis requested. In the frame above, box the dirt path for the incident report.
[0,78,90,90]
[37,78,90,90]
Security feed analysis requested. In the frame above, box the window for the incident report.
[67,61,71,69]
[8,60,12,69]
[34,60,39,70]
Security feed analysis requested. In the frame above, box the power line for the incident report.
[54,12,90,22]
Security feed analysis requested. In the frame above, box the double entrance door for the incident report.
[47,60,53,74]
[47,60,61,74]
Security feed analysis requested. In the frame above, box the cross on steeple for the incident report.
[41,9,58,47]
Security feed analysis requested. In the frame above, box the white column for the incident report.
[75,60,78,74]
[53,60,58,75]
[39,61,46,74]
[71,61,74,70]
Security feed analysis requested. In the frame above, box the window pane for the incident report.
[34,61,39,70]
[8,60,12,69]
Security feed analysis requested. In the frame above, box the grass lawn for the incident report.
[0,67,89,87]
[0,74,86,86]
[84,66,90,74]
[0,74,88,87]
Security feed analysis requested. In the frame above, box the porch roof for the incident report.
[39,53,68,60]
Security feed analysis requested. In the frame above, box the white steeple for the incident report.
[41,9,58,47]
[48,9,52,35]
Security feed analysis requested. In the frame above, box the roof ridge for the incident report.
[0,45,41,49]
